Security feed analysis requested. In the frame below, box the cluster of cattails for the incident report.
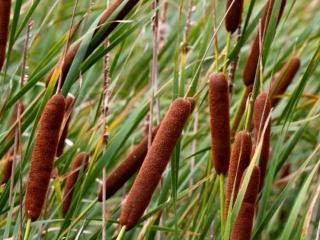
[25,94,65,221]
[98,127,159,201]
[0,0,11,71]
[120,98,194,230]
[62,152,88,215]
[56,96,75,157]
[0,102,25,184]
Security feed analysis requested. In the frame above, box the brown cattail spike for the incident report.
[243,0,287,86]
[0,0,11,71]
[98,127,159,201]
[225,0,244,33]
[225,131,252,219]
[230,166,260,240]
[25,94,65,221]
[269,57,300,106]
[56,96,75,157]
[120,98,193,230]
[253,92,271,191]
[62,152,88,215]
[208,73,231,174]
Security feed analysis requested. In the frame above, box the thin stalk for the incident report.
[223,33,231,74]
[23,219,32,240]
[116,226,127,240]
[219,174,225,240]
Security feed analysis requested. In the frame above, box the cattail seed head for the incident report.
[230,166,260,240]
[62,152,88,215]
[120,98,193,230]
[98,127,159,201]
[225,131,252,219]
[269,57,300,106]
[243,0,287,86]
[253,92,271,191]
[56,96,75,157]
[208,73,231,174]
[225,0,244,33]
[25,94,65,221]
[0,0,11,71]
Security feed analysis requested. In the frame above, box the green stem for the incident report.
[23,219,32,240]
[223,33,231,74]
[219,174,225,240]
[244,96,254,131]
[116,225,126,240]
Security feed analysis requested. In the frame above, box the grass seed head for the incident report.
[253,92,271,191]
[62,152,88,215]
[269,57,300,106]
[98,126,159,201]
[208,73,231,175]
[119,98,193,230]
[25,94,65,221]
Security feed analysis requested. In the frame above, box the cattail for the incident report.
[253,92,271,191]
[120,98,193,230]
[243,0,287,86]
[0,0,11,71]
[208,73,231,174]
[62,152,88,215]
[25,94,65,221]
[56,96,75,157]
[0,102,25,184]
[225,131,252,219]
[98,127,159,201]
[269,57,300,106]
[231,85,253,138]
[45,0,141,87]
[225,0,244,33]
[230,166,260,240]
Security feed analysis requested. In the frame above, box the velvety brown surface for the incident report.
[120,98,193,230]
[225,131,252,219]
[253,92,271,191]
[208,73,231,175]
[98,126,159,201]
[243,0,287,86]
[230,166,260,240]
[225,0,244,33]
[25,94,65,221]
[0,0,11,71]
[62,152,88,215]
[56,96,75,157]
[231,85,253,138]
[269,57,300,106]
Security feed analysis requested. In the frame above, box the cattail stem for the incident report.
[223,33,231,74]
[116,226,127,240]
[219,174,225,239]
[23,218,32,240]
